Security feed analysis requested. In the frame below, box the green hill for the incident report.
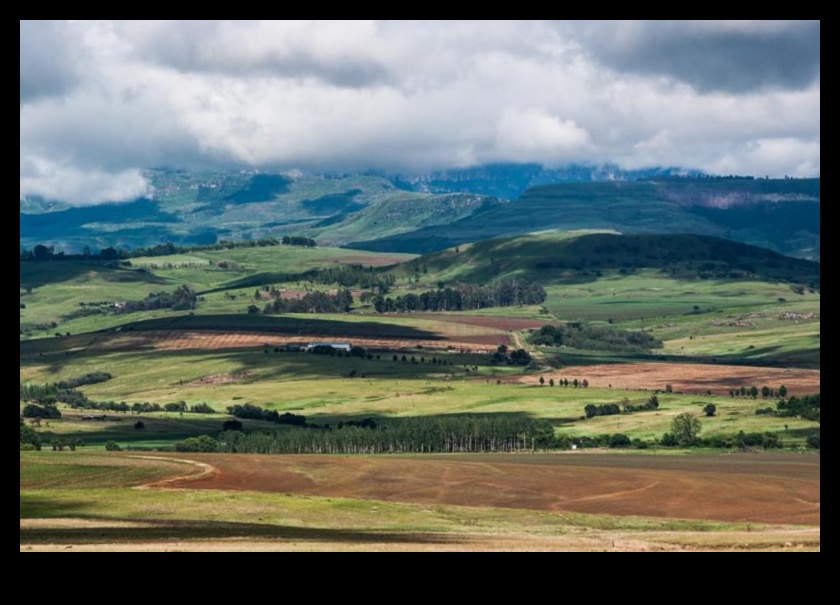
[346,178,820,260]
[398,232,820,288]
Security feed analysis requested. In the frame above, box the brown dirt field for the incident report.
[89,330,508,353]
[159,453,820,526]
[411,315,554,331]
[527,363,820,396]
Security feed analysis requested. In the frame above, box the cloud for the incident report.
[561,20,820,93]
[20,153,152,205]
[494,110,590,163]
[20,20,87,104]
[19,20,820,204]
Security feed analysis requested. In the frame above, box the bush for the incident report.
[105,441,122,452]
[22,404,62,419]
[703,403,717,417]
[806,435,820,449]
[223,419,243,432]
[20,423,42,450]
[609,433,632,448]
[134,421,145,430]
[174,435,219,453]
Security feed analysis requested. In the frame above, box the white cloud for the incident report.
[494,110,590,164]
[20,153,152,205]
[19,20,820,204]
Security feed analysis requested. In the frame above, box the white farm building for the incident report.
[305,342,352,352]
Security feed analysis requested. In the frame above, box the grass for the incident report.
[20,342,819,448]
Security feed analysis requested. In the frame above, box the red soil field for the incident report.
[91,329,510,353]
[524,363,820,396]
[156,452,820,526]
[411,314,555,331]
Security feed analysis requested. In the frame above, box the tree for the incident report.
[671,413,701,445]
[779,385,788,398]
[609,433,632,449]
[134,421,145,431]
[539,376,545,386]
[703,403,717,417]
[20,422,41,451]
[223,419,243,432]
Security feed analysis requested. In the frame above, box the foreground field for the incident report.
[20,451,819,552]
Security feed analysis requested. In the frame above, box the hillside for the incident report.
[21,168,819,262]
[19,169,498,253]
[347,178,820,260]
[401,232,821,287]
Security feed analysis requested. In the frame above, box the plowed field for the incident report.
[156,453,820,526]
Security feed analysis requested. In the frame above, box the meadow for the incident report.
[20,236,819,550]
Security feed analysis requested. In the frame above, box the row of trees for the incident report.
[261,289,353,314]
[530,323,663,353]
[206,415,556,455]
[226,403,308,426]
[282,265,395,290]
[117,285,197,314]
[373,279,547,313]
[20,236,317,263]
[729,385,788,399]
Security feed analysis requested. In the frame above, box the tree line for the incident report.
[116,285,197,314]
[216,415,556,454]
[261,288,353,314]
[20,236,317,262]
[530,323,663,353]
[372,279,547,313]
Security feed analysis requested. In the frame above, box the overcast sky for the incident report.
[20,20,820,204]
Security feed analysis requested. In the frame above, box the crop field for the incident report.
[20,236,819,551]
[525,363,820,396]
[20,451,820,552]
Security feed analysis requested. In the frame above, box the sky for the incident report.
[20,20,820,204]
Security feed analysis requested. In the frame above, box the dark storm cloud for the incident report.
[116,20,392,88]
[564,20,820,93]
[20,20,85,103]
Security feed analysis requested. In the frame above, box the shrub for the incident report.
[105,441,122,452]
[609,433,632,448]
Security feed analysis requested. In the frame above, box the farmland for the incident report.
[20,451,820,552]
[20,234,819,550]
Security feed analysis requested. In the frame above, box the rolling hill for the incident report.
[397,232,821,288]
[21,168,819,262]
[347,178,820,260]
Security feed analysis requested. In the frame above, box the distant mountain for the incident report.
[391,162,702,200]
[346,178,820,261]
[20,166,819,262]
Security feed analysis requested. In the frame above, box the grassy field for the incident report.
[20,237,819,550]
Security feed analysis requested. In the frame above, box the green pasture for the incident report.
[21,343,818,449]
